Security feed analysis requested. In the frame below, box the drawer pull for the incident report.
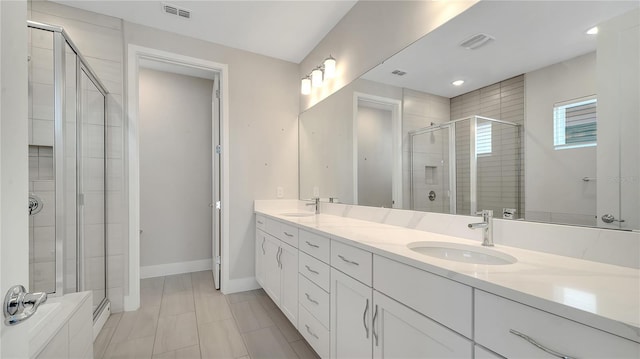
[284,231,294,237]
[363,298,370,339]
[305,265,319,275]
[276,247,282,268]
[257,220,264,225]
[305,241,320,248]
[305,324,319,340]
[304,293,319,305]
[509,329,575,359]
[338,254,360,266]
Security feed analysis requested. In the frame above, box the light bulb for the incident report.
[311,68,323,87]
[301,77,311,95]
[323,56,336,79]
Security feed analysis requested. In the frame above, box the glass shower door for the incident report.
[79,66,107,312]
[409,126,452,213]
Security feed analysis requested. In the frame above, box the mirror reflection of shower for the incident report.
[28,20,109,318]
[409,116,522,217]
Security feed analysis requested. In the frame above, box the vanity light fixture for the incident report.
[301,76,311,95]
[452,80,465,86]
[586,26,598,35]
[300,55,338,94]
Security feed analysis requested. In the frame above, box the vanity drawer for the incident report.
[331,240,372,286]
[265,218,298,248]
[373,255,472,338]
[299,274,330,329]
[298,305,330,359]
[475,290,640,358]
[299,251,330,292]
[255,215,266,231]
[299,230,330,263]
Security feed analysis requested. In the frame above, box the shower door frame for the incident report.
[409,116,521,215]
[28,21,110,318]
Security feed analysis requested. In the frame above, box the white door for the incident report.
[263,236,281,304]
[255,230,266,286]
[1,1,31,356]
[372,291,472,358]
[279,242,298,326]
[330,268,372,359]
[212,73,221,289]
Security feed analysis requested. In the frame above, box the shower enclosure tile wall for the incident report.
[30,0,127,312]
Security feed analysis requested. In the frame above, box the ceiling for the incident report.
[52,0,357,63]
[362,1,639,98]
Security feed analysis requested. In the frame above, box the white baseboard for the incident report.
[221,276,260,295]
[140,258,213,279]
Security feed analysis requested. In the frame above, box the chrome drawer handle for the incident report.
[338,254,359,266]
[305,241,320,248]
[305,324,319,340]
[363,298,369,338]
[283,231,294,237]
[305,265,319,275]
[509,329,575,359]
[372,304,379,346]
[305,293,319,305]
[261,238,265,255]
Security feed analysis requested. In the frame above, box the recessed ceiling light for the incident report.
[586,26,598,35]
[452,80,465,86]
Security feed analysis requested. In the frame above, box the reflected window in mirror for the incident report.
[553,95,597,150]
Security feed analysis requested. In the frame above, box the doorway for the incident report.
[126,46,229,311]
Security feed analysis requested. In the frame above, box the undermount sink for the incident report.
[407,241,517,265]
[280,212,315,217]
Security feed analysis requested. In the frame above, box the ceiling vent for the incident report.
[459,33,495,50]
[162,3,191,19]
[391,70,407,76]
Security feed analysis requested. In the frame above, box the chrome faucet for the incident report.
[305,197,320,214]
[468,209,494,247]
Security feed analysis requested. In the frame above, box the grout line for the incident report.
[149,276,165,357]
[190,272,204,359]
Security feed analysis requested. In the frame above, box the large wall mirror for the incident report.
[299,1,639,231]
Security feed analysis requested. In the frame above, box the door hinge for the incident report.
[215,256,221,265]
[215,145,222,154]
[215,89,220,99]
[216,201,221,210]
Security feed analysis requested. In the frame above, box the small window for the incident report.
[553,96,597,149]
[476,121,492,155]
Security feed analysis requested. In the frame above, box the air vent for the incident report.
[162,3,191,19]
[459,33,495,50]
[391,70,407,76]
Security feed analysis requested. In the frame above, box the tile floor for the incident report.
[94,271,321,359]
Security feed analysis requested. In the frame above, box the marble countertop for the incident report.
[255,207,640,343]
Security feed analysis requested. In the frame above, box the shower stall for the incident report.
[409,116,522,217]
[28,20,109,319]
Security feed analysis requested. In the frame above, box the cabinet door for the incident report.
[255,230,267,286]
[372,291,472,359]
[331,268,372,359]
[263,235,281,305]
[279,242,298,327]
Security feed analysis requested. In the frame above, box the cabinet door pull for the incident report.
[261,237,266,255]
[305,324,319,340]
[305,293,319,305]
[338,254,359,266]
[305,265,319,275]
[509,329,575,359]
[305,241,320,248]
[276,247,282,268]
[372,304,379,346]
[283,231,294,237]
[363,298,370,339]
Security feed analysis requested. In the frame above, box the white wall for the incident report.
[124,22,300,285]
[357,104,392,208]
[525,52,597,226]
[139,68,213,269]
[1,0,30,357]
[300,0,478,111]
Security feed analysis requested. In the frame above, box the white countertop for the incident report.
[256,208,640,343]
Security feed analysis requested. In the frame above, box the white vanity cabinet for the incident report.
[475,290,640,358]
[257,216,298,327]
